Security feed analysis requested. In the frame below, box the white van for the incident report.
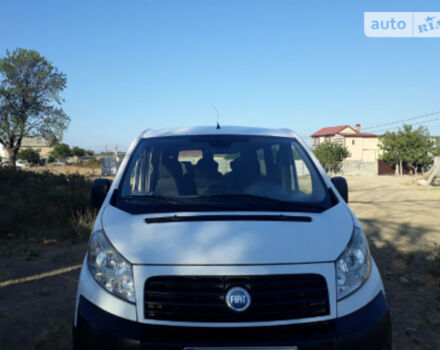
[74,126,391,350]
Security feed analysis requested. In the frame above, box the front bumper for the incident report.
[73,291,391,350]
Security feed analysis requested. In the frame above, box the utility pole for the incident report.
[115,144,119,162]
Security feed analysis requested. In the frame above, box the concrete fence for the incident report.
[340,160,378,176]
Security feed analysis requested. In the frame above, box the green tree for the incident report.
[17,148,40,165]
[379,125,435,175]
[432,136,440,157]
[0,48,70,167]
[71,146,86,157]
[313,142,350,173]
[50,143,71,161]
[379,131,406,175]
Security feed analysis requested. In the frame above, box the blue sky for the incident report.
[1,0,439,151]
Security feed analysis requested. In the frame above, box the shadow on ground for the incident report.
[360,218,440,350]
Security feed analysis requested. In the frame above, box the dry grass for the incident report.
[30,164,101,177]
[0,167,96,240]
[71,208,96,239]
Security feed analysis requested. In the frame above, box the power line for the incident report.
[371,117,440,134]
[363,110,440,131]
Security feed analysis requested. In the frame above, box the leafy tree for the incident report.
[50,143,71,161]
[17,148,40,165]
[379,125,435,175]
[379,131,406,175]
[0,48,70,167]
[313,142,350,173]
[432,136,440,157]
[71,146,86,157]
[402,125,435,174]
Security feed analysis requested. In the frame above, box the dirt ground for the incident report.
[347,175,440,350]
[0,175,439,349]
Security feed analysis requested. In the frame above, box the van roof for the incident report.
[141,126,299,139]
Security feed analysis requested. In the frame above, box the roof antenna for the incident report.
[211,104,221,129]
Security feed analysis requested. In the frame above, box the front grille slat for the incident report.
[144,274,329,322]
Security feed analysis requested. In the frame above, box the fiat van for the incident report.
[74,126,391,349]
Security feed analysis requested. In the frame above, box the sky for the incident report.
[1,0,439,152]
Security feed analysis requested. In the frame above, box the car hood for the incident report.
[102,204,353,265]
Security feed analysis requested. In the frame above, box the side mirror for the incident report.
[331,176,348,203]
[91,178,112,208]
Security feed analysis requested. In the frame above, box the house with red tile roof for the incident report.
[311,124,380,163]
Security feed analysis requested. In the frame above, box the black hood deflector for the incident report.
[145,214,312,224]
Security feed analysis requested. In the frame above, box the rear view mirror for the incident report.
[91,178,112,208]
[331,177,348,203]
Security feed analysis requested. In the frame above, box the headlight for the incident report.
[336,226,371,300]
[87,230,135,303]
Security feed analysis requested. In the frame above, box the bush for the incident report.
[71,146,86,157]
[83,157,101,168]
[0,168,96,240]
[313,142,350,173]
[49,143,71,161]
[17,148,40,165]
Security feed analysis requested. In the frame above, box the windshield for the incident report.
[117,135,332,213]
